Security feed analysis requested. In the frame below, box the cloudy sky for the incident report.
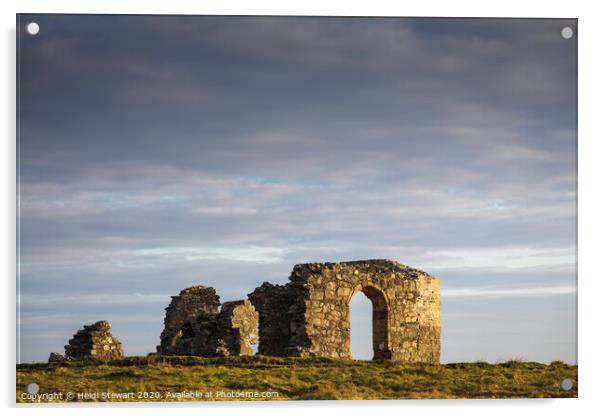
[17,15,576,363]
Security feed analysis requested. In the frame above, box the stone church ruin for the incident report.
[157,259,441,363]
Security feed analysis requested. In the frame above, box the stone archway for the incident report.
[348,285,391,360]
[248,259,441,363]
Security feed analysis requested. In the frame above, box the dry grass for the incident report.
[16,355,577,402]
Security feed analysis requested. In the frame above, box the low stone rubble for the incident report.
[48,320,124,362]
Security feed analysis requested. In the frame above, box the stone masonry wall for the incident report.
[220,300,259,356]
[157,285,220,355]
[247,282,305,356]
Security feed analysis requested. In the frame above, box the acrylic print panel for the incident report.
[16,14,577,402]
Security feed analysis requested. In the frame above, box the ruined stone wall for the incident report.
[157,285,220,354]
[172,300,258,357]
[63,320,124,361]
[172,313,228,356]
[405,277,440,363]
[247,282,299,356]
[220,300,259,356]
[253,260,441,363]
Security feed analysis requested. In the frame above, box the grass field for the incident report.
[16,355,577,402]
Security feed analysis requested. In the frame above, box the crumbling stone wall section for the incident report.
[252,259,441,363]
[171,300,258,357]
[63,320,124,361]
[400,276,440,363]
[172,312,229,356]
[157,285,220,354]
[220,300,259,356]
[247,282,305,356]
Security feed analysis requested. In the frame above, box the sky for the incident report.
[17,15,577,363]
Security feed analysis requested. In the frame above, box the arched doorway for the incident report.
[349,285,391,360]
[350,291,372,359]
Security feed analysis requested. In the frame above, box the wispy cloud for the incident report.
[421,246,576,270]
[18,293,171,308]
[443,285,575,299]
[132,246,286,264]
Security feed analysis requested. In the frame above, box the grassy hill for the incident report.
[16,355,577,402]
